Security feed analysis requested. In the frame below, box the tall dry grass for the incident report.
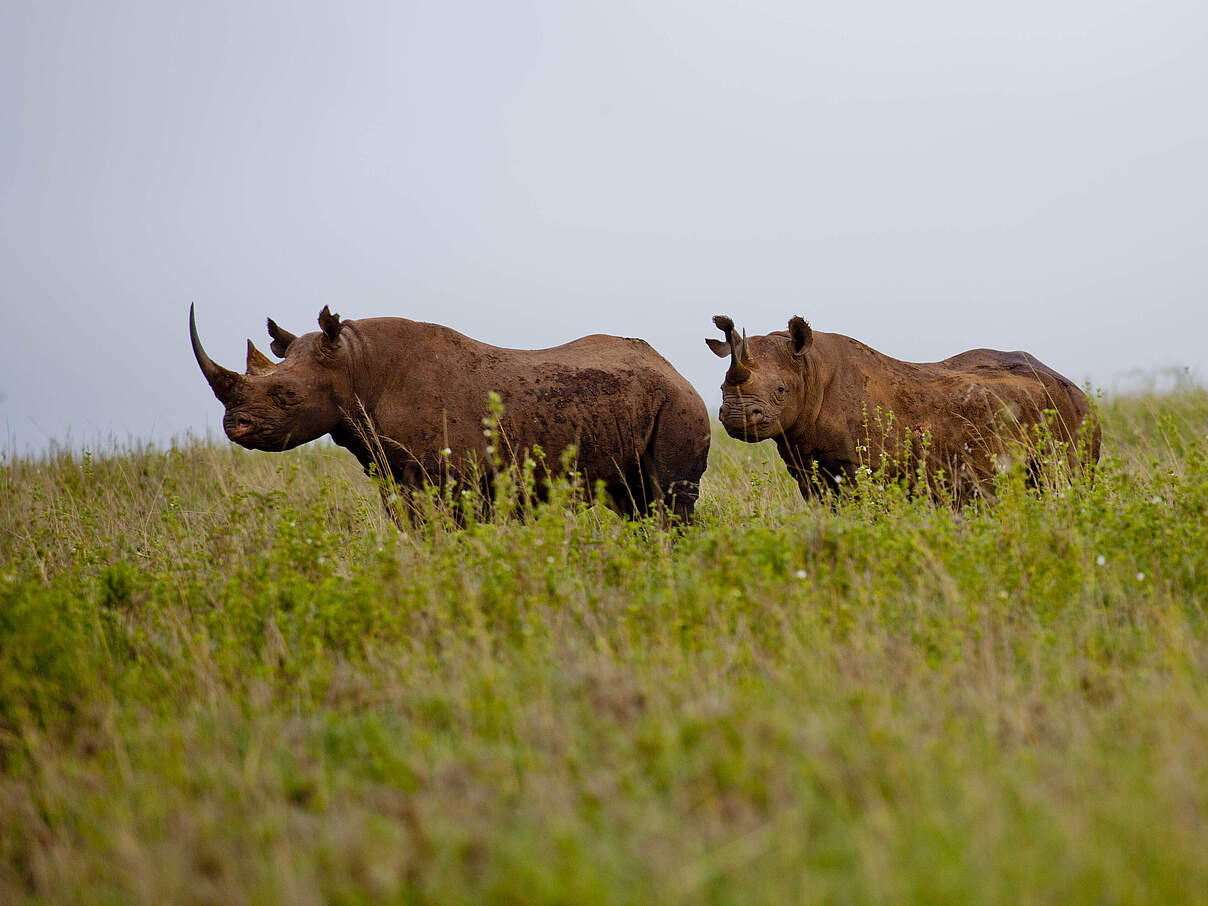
[1,389,1206,904]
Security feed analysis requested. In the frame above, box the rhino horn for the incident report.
[190,304,246,405]
[727,330,753,384]
[712,315,751,384]
[245,339,276,376]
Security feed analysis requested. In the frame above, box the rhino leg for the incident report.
[600,473,644,520]
[666,479,701,524]
[644,406,709,526]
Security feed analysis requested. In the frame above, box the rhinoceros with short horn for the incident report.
[191,305,710,522]
[706,314,1099,502]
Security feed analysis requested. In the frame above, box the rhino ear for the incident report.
[709,315,739,357]
[266,318,297,358]
[712,315,737,340]
[317,306,344,346]
[246,340,276,376]
[788,316,813,358]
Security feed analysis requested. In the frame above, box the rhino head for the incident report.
[705,314,813,441]
[190,304,354,451]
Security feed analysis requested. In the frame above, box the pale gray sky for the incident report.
[2,1,1206,452]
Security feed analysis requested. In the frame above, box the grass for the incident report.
[2,388,1207,904]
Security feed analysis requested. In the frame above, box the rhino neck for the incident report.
[328,421,373,469]
[328,320,424,424]
[776,340,850,478]
[782,344,830,448]
[325,318,440,454]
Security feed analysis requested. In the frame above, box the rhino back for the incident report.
[352,320,703,482]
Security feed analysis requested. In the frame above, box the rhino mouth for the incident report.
[722,420,777,442]
[719,403,781,441]
[222,414,297,451]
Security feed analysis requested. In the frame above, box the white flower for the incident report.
[795,569,807,580]
[485,445,495,455]
[1136,571,1146,581]
[1150,495,1162,505]
[1096,554,1106,566]
[546,556,555,564]
[833,474,844,484]
[441,447,452,456]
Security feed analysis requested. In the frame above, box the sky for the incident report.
[2,1,1206,453]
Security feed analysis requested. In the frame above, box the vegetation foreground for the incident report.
[2,389,1207,905]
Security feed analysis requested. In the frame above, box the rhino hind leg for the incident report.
[666,479,700,524]
[644,409,709,526]
[601,475,643,520]
[598,456,669,523]
[637,443,698,526]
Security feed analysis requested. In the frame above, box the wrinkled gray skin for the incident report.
[706,314,1100,502]
[191,305,710,523]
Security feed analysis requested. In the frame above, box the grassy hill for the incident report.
[2,389,1207,904]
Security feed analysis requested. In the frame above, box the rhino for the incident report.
[191,305,710,522]
[706,315,1100,502]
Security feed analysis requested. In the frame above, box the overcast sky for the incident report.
[2,1,1206,453]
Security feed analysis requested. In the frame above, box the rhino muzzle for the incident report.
[720,400,779,440]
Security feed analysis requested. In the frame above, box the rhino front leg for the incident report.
[364,459,429,528]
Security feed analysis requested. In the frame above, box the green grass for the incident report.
[2,388,1208,904]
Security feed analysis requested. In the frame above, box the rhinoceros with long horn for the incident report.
[191,305,710,522]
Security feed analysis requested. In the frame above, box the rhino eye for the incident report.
[777,386,786,395]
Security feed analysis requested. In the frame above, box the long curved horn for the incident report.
[190,304,246,404]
